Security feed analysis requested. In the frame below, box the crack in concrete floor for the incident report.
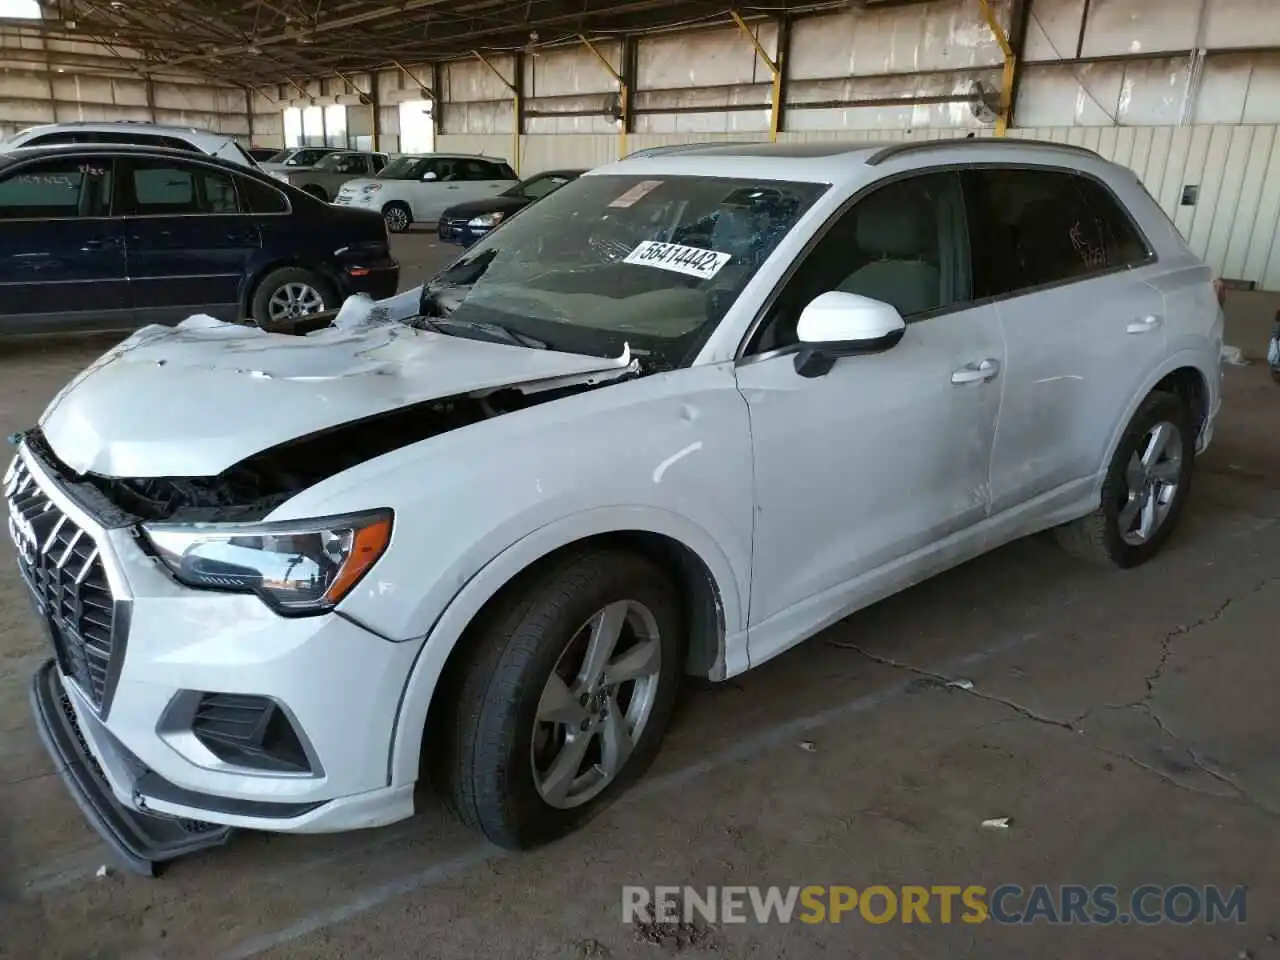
[830,573,1280,821]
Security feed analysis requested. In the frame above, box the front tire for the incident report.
[302,184,328,202]
[1054,390,1195,568]
[382,201,412,233]
[432,549,685,850]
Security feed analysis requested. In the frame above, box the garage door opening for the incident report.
[398,100,435,154]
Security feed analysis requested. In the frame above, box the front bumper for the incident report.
[437,217,488,247]
[30,658,232,876]
[8,443,421,872]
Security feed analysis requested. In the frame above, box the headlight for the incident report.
[467,212,504,228]
[143,509,393,616]
[364,183,382,192]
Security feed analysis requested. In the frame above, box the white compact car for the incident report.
[333,152,518,232]
[0,121,259,168]
[7,138,1222,875]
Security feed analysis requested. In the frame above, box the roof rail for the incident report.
[864,136,1102,166]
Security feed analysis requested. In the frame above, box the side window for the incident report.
[963,167,1131,299]
[0,157,112,219]
[495,162,517,179]
[458,159,488,180]
[332,154,365,174]
[236,175,289,214]
[123,160,241,215]
[749,171,970,355]
[429,158,459,181]
[371,154,388,173]
[1072,174,1151,267]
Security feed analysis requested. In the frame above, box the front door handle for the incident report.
[952,358,1000,384]
[1126,314,1163,334]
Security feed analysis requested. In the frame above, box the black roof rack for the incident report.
[864,136,1103,166]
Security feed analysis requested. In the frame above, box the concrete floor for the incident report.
[1,232,1279,959]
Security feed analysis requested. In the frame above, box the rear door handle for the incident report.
[952,358,1000,384]
[1126,314,1163,334]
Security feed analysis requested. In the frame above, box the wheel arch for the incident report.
[386,508,743,788]
[1093,352,1216,500]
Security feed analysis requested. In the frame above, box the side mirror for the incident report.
[422,171,438,182]
[793,291,906,378]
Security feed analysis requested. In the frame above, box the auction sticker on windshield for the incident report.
[623,241,732,280]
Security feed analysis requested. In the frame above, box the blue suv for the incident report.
[0,143,398,335]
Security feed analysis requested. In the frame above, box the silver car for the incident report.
[270,150,390,203]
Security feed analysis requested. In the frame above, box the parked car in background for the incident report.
[259,146,344,172]
[6,139,1221,874]
[0,143,398,335]
[0,121,260,168]
[1269,311,1280,383]
[247,146,281,163]
[334,152,518,232]
[438,168,585,246]
[270,150,390,202]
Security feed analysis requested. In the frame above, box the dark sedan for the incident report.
[0,143,398,335]
[437,168,585,246]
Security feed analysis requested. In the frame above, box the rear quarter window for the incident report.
[237,175,290,214]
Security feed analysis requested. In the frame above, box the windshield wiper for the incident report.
[414,311,547,350]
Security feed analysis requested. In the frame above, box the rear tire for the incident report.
[382,202,412,233]
[1054,390,1195,568]
[432,549,685,850]
[250,266,335,326]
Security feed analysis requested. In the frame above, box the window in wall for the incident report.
[283,107,303,148]
[398,99,435,154]
[302,105,325,146]
[324,104,347,148]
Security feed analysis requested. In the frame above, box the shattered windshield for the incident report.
[421,174,827,369]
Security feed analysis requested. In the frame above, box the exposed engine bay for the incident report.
[21,377,608,526]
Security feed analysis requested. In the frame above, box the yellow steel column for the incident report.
[474,50,520,174]
[978,0,1016,136]
[729,10,782,142]
[580,35,628,160]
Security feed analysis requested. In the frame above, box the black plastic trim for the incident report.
[29,659,233,878]
[134,772,325,819]
[864,137,1103,166]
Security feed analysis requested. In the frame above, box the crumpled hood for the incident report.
[38,314,633,479]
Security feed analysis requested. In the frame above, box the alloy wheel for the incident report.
[266,281,326,322]
[1118,420,1184,546]
[531,600,663,810]
[384,206,410,232]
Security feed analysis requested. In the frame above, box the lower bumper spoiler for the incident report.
[29,659,233,877]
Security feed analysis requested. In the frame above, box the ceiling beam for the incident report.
[158,0,456,67]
